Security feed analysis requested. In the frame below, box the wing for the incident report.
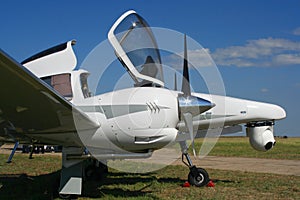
[176,125,242,141]
[176,117,243,142]
[0,50,99,146]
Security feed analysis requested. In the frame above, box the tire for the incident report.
[84,165,107,181]
[188,167,209,187]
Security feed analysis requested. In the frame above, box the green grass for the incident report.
[87,166,299,200]
[0,155,299,200]
[0,154,62,199]
[0,137,299,199]
[193,137,300,160]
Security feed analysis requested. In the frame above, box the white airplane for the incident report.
[0,10,286,197]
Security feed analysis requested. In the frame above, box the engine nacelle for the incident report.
[246,122,276,152]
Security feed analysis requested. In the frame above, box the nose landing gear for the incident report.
[180,141,210,187]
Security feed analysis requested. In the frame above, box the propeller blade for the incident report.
[178,34,215,158]
[181,34,191,97]
[182,112,196,157]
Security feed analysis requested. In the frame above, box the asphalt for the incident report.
[131,148,300,176]
[174,156,300,176]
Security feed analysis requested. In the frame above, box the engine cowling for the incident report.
[246,122,276,152]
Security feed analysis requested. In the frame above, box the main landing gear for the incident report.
[180,141,210,187]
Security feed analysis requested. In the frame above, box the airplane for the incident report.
[0,10,286,197]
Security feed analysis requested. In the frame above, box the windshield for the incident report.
[111,13,164,86]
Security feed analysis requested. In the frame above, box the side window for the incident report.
[52,74,73,99]
[80,73,91,98]
[42,76,52,86]
[41,74,73,100]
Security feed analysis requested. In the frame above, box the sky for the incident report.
[1,0,300,136]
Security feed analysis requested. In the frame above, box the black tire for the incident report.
[188,167,209,187]
[84,165,98,180]
[84,165,107,181]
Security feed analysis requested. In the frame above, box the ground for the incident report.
[134,150,300,176]
[0,137,299,199]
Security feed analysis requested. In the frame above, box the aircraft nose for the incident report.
[272,105,286,120]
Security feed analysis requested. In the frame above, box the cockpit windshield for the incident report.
[108,11,164,87]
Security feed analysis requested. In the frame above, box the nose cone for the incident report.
[247,101,286,121]
[272,105,286,120]
[178,96,215,117]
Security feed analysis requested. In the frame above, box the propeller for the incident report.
[178,34,215,157]
[181,34,191,97]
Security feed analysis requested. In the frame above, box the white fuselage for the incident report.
[20,39,286,155]
[72,83,286,153]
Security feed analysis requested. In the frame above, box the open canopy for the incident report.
[108,10,164,87]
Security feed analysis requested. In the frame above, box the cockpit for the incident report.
[108,10,164,87]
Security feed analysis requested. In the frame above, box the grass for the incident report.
[0,137,299,199]
[0,154,62,199]
[80,166,299,200]
[193,137,300,160]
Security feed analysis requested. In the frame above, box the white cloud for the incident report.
[163,48,215,69]
[211,38,300,67]
[162,37,300,69]
[260,88,269,93]
[273,54,300,65]
[293,27,300,36]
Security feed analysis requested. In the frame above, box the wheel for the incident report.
[84,165,102,181]
[84,163,108,181]
[188,167,209,187]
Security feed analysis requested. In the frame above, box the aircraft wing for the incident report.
[0,50,99,146]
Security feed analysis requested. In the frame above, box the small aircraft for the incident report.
[0,10,286,197]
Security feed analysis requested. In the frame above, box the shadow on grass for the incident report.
[0,171,61,200]
[82,171,184,199]
[212,179,240,184]
[0,170,233,199]
[0,170,185,199]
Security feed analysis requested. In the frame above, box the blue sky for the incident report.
[1,0,300,136]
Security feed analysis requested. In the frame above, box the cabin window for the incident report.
[41,73,73,100]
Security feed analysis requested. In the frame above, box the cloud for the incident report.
[260,88,269,93]
[293,27,300,36]
[211,38,300,67]
[162,37,300,69]
[163,48,215,69]
[273,54,300,65]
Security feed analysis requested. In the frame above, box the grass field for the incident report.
[193,137,300,160]
[0,137,299,199]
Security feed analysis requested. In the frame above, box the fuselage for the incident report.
[71,82,286,153]
[17,38,286,155]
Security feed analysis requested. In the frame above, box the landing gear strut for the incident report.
[180,141,210,187]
